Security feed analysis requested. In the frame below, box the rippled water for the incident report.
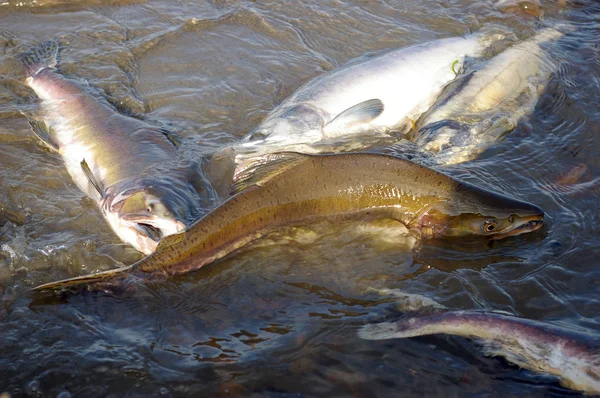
[1,0,599,396]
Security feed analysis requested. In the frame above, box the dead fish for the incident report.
[359,310,600,395]
[233,30,511,161]
[410,28,564,165]
[32,152,543,292]
[20,40,205,254]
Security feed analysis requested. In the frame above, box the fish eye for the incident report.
[147,203,154,213]
[483,219,497,233]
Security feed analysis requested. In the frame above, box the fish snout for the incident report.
[492,213,544,240]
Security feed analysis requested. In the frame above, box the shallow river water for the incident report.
[1,0,599,396]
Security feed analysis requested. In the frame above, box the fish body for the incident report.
[359,311,600,395]
[411,28,564,165]
[234,32,508,160]
[33,152,543,291]
[21,41,203,254]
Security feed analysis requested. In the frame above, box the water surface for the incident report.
[1,0,599,396]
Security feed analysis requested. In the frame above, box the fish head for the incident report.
[102,181,202,254]
[246,104,325,143]
[418,182,544,240]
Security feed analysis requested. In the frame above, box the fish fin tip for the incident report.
[20,40,59,77]
[80,159,105,197]
[31,265,134,293]
[28,120,60,152]
[231,152,309,195]
[323,99,384,136]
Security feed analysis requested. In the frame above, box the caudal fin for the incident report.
[20,40,59,77]
[31,264,135,293]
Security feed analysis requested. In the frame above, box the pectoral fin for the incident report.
[80,159,105,197]
[322,99,384,137]
[231,152,310,195]
[28,120,59,152]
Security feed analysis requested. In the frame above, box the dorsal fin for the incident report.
[155,231,185,251]
[323,99,384,137]
[231,152,310,195]
[80,159,105,197]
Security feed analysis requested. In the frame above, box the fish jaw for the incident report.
[103,213,185,255]
[490,213,544,240]
[101,189,188,255]
[103,207,159,255]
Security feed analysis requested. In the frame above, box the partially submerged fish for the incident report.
[33,152,543,292]
[495,0,544,19]
[359,311,600,395]
[234,31,510,161]
[409,28,564,165]
[20,41,204,254]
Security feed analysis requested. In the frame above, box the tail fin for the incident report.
[20,40,59,77]
[358,321,408,340]
[31,264,135,293]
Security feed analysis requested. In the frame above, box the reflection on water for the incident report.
[1,0,599,396]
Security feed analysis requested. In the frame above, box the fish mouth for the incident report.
[133,222,162,243]
[122,213,186,242]
[492,215,544,240]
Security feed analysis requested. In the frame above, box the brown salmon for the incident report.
[33,152,544,291]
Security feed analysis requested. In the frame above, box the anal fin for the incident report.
[28,120,59,152]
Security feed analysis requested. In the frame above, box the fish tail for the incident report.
[358,316,437,340]
[31,264,136,293]
[358,321,408,340]
[20,40,59,77]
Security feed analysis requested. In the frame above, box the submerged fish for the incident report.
[20,41,204,254]
[359,311,600,395]
[410,28,564,165]
[32,152,543,292]
[233,31,510,160]
[495,0,544,19]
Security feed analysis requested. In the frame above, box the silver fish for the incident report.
[359,310,600,394]
[410,28,564,165]
[233,31,510,161]
[20,41,205,254]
